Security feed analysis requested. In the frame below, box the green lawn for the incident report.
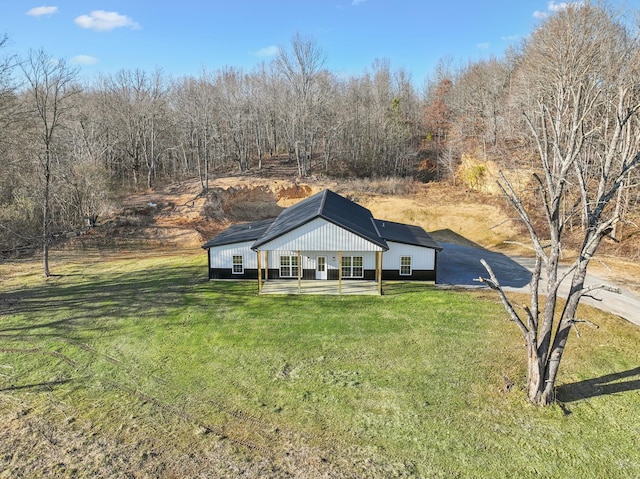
[0,252,639,478]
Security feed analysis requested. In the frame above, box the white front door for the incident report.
[316,256,327,280]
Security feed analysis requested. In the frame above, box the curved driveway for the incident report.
[436,242,640,327]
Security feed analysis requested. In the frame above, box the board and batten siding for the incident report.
[209,241,256,269]
[383,241,436,270]
[257,217,384,252]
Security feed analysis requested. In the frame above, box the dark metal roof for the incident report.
[251,189,388,250]
[202,190,442,252]
[201,218,276,249]
[373,219,443,251]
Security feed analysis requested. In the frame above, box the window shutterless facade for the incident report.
[341,256,364,278]
[400,255,412,276]
[232,255,244,274]
[280,255,299,277]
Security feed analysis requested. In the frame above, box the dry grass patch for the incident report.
[357,182,524,250]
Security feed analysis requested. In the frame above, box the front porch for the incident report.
[256,250,384,295]
[259,279,381,295]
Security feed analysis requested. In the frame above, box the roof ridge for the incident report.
[318,189,329,216]
[371,216,383,237]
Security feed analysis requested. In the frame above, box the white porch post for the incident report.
[257,250,262,293]
[297,250,302,293]
[338,251,342,295]
[377,250,382,295]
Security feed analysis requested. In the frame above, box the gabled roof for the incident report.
[202,189,442,253]
[374,219,443,251]
[251,189,388,250]
[201,218,275,249]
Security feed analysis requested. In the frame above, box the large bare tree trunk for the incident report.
[42,152,51,277]
[479,4,640,406]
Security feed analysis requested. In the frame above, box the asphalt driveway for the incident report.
[436,242,640,327]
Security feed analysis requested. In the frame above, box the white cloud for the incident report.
[71,55,99,65]
[477,42,490,50]
[253,45,279,58]
[501,34,519,42]
[548,1,576,12]
[74,10,140,32]
[534,1,584,19]
[26,6,58,17]
[352,0,366,5]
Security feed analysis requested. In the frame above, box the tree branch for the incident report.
[579,283,622,298]
[497,170,548,261]
[477,259,530,337]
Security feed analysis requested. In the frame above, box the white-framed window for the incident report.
[400,256,412,276]
[341,256,364,278]
[232,255,244,274]
[280,255,299,277]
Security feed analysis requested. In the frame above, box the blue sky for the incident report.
[1,1,623,84]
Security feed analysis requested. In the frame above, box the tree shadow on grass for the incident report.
[556,366,640,403]
[0,378,76,392]
[0,265,264,345]
[0,263,209,339]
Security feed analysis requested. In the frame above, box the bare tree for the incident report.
[97,69,169,190]
[172,73,220,191]
[216,67,252,173]
[423,62,454,180]
[21,49,79,276]
[246,66,273,171]
[446,58,511,160]
[479,3,640,405]
[63,92,113,227]
[0,34,21,149]
[274,33,327,176]
[0,34,30,255]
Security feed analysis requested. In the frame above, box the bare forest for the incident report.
[1,12,639,264]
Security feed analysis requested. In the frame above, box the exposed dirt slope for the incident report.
[77,177,513,252]
[68,177,317,253]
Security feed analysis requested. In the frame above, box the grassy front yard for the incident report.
[0,251,638,477]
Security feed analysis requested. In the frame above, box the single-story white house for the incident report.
[202,189,442,293]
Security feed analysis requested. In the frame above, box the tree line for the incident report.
[0,33,427,257]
